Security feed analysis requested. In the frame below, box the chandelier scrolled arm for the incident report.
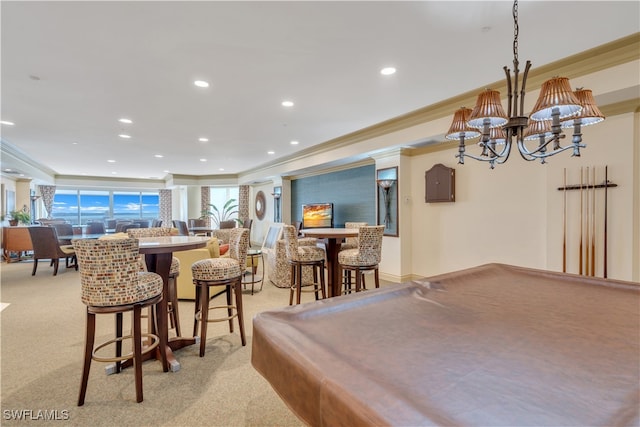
[445,0,604,169]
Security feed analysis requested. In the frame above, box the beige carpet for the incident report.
[0,258,319,426]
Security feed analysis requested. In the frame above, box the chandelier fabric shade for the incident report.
[529,77,583,121]
[523,119,553,140]
[560,88,605,128]
[444,0,605,169]
[445,107,480,140]
[467,89,508,129]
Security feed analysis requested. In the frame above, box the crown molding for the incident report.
[241,33,640,178]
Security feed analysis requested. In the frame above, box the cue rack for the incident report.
[558,166,617,278]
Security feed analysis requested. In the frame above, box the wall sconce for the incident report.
[271,186,282,223]
[377,179,396,228]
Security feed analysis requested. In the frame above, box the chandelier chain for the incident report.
[513,0,519,62]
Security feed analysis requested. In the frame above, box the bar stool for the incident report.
[127,227,182,336]
[73,238,166,405]
[191,228,249,357]
[282,225,326,305]
[338,225,384,293]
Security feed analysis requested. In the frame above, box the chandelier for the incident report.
[445,0,605,169]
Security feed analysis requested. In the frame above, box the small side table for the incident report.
[243,249,264,295]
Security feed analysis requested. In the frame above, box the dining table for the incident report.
[300,228,358,298]
[189,226,216,236]
[137,235,209,372]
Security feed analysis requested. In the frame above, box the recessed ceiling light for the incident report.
[163,170,170,173]
[0,120,15,126]
[267,151,275,155]
[290,140,299,145]
[118,134,131,139]
[111,171,118,175]
[194,80,210,88]
[119,118,132,124]
[281,100,294,107]
[200,158,207,162]
[198,137,209,142]
[107,159,116,163]
[219,168,225,171]
[154,154,164,158]
[72,142,78,145]
[380,67,396,76]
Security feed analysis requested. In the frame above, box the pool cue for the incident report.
[562,168,567,273]
[579,167,583,275]
[604,166,608,278]
[585,166,590,276]
[591,166,596,276]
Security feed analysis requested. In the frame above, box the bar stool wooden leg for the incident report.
[78,311,95,406]
[233,279,247,346]
[198,284,210,357]
[132,305,143,403]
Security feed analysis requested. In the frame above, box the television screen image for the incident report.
[302,203,333,229]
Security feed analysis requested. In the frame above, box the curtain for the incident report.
[159,189,172,226]
[38,185,56,219]
[200,186,210,227]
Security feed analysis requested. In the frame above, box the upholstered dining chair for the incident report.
[73,238,166,405]
[115,222,140,233]
[27,226,77,276]
[191,228,249,357]
[51,222,75,246]
[127,227,182,336]
[172,220,190,236]
[338,225,384,293]
[86,221,106,235]
[282,225,326,305]
[340,222,368,250]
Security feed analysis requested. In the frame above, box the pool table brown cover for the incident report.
[252,263,639,426]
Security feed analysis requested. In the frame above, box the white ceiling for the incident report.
[1,1,638,181]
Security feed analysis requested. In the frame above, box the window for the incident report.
[52,190,159,224]
[208,187,239,219]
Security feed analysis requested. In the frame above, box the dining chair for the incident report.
[338,225,384,293]
[239,218,253,243]
[282,225,326,305]
[340,222,367,250]
[172,220,190,236]
[27,226,78,276]
[191,228,249,357]
[219,220,236,229]
[151,219,163,227]
[51,222,75,246]
[127,227,182,336]
[73,238,165,405]
[86,221,106,234]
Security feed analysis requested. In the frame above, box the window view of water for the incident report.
[53,191,159,224]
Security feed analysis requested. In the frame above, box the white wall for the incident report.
[407,111,638,282]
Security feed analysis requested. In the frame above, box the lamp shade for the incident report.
[445,107,481,140]
[530,77,582,121]
[467,89,508,129]
[560,88,605,128]
[523,119,553,140]
[478,127,507,146]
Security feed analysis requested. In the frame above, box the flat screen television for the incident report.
[302,203,334,229]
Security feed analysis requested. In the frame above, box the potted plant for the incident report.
[200,199,239,228]
[6,210,31,226]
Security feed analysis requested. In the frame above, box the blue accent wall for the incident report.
[291,164,376,228]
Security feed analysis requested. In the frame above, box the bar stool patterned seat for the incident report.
[282,225,326,305]
[127,227,182,335]
[191,228,250,357]
[338,225,384,293]
[73,238,166,405]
